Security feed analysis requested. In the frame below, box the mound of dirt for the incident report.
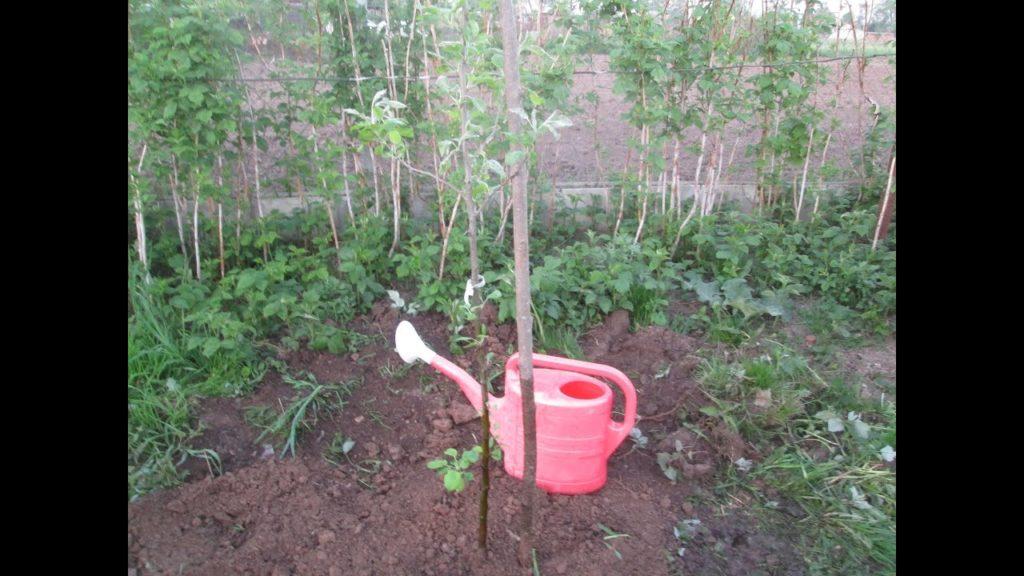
[131,307,804,575]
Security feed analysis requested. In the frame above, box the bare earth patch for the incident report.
[129,310,818,575]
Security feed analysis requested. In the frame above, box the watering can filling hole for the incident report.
[560,380,606,400]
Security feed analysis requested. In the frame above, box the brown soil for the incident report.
[839,337,896,403]
[129,308,808,575]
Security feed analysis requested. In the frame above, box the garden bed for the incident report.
[128,306,838,575]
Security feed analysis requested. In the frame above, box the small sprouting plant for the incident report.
[629,426,648,448]
[655,438,688,483]
[378,359,412,381]
[656,452,684,483]
[815,409,872,440]
[323,433,382,490]
[387,290,422,316]
[427,446,482,492]
[596,523,629,560]
[447,283,502,354]
[184,448,222,478]
[322,432,356,466]
[672,518,704,559]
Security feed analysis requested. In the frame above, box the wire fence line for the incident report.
[137,52,895,85]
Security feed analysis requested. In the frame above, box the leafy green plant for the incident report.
[681,271,789,344]
[497,232,675,333]
[671,518,705,560]
[322,432,386,490]
[656,449,685,483]
[129,260,239,500]
[322,432,357,465]
[427,446,482,493]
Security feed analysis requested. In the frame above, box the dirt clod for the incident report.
[448,401,480,425]
[431,417,454,432]
[387,443,405,461]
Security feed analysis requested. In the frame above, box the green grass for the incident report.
[128,266,201,500]
[250,373,358,458]
[817,41,895,58]
[753,429,896,574]
[694,335,895,574]
[535,321,583,359]
[127,262,267,500]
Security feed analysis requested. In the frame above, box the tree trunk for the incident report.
[218,202,225,278]
[339,114,356,225]
[872,151,896,250]
[217,154,226,278]
[192,178,202,281]
[794,127,815,223]
[311,125,342,265]
[813,132,832,217]
[169,154,189,268]
[613,146,633,236]
[458,2,488,550]
[388,159,401,257]
[499,0,538,565]
[342,0,381,213]
[131,143,150,282]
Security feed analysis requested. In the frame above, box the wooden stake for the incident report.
[130,142,150,282]
[498,0,538,564]
[872,152,895,250]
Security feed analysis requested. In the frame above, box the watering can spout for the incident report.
[394,321,488,413]
[395,320,437,365]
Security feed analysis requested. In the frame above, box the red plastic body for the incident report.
[429,353,636,494]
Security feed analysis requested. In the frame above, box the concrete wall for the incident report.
[289,181,850,220]
[165,180,850,232]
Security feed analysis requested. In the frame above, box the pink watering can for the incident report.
[395,321,637,494]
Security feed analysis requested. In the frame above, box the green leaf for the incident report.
[202,338,221,357]
[187,86,204,105]
[663,466,678,482]
[700,406,721,417]
[483,159,505,178]
[722,278,754,303]
[506,150,526,167]
[612,273,632,294]
[688,276,721,306]
[443,470,464,492]
[427,460,447,470]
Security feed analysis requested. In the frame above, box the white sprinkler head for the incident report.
[395,321,437,365]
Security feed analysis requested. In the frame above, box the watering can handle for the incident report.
[506,353,637,457]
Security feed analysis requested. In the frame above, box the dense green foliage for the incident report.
[129,1,894,571]
[129,197,895,493]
